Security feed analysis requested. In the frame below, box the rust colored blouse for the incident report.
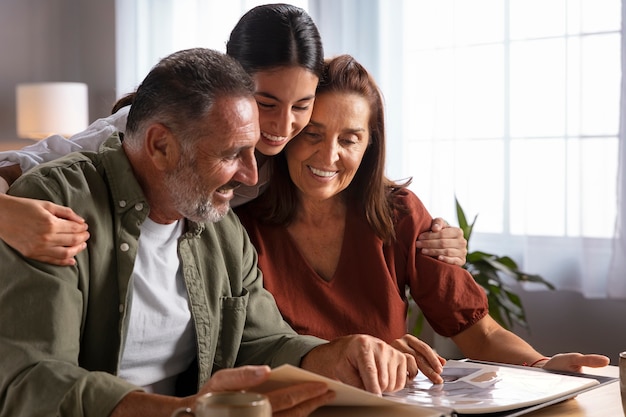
[235,189,488,343]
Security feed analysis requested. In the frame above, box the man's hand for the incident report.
[112,366,334,417]
[391,334,446,384]
[416,217,467,266]
[540,353,610,373]
[199,366,335,417]
[0,194,89,265]
[300,335,416,395]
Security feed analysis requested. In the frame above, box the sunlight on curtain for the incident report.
[309,0,405,180]
[608,0,626,298]
[115,0,309,98]
[401,0,623,298]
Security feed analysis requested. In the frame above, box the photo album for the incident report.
[259,359,617,417]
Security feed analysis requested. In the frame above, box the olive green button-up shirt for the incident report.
[0,135,325,417]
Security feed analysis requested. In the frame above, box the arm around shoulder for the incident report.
[0,192,88,265]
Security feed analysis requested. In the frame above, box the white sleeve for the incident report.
[0,106,129,173]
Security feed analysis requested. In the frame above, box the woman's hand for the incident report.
[391,334,446,384]
[416,217,467,266]
[197,365,335,417]
[0,194,89,266]
[539,353,610,373]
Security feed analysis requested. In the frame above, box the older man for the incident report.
[0,48,411,417]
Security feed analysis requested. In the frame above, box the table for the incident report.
[524,365,620,417]
[311,366,621,417]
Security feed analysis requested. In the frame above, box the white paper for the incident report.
[385,360,599,414]
[263,360,601,416]
[260,364,451,417]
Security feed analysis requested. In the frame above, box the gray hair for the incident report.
[124,48,255,149]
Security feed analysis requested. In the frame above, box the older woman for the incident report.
[235,54,609,383]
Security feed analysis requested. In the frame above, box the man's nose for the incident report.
[236,151,258,186]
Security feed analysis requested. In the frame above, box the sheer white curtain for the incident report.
[397,0,623,299]
[608,0,626,298]
[115,0,308,97]
[308,0,405,181]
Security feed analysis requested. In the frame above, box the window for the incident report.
[403,0,620,236]
[397,0,622,297]
[115,0,309,97]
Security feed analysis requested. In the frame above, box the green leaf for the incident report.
[455,197,554,331]
[489,255,520,270]
[455,196,476,244]
[466,250,497,264]
[411,309,425,336]
[407,198,555,336]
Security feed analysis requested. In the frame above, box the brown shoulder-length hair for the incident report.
[248,54,411,244]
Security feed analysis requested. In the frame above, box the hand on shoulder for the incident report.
[416,217,468,266]
[0,193,89,265]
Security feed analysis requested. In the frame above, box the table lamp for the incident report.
[16,82,89,140]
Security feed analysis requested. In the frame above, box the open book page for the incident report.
[385,360,601,414]
[261,360,611,416]
[258,364,453,417]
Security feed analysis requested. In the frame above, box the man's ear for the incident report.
[144,123,180,171]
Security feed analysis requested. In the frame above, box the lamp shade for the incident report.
[16,82,89,139]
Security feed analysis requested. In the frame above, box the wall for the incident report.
[473,235,626,365]
[0,0,116,143]
[1,0,624,367]
[515,287,626,365]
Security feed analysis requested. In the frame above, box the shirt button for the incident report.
[119,304,124,313]
[134,203,144,211]
[119,200,127,208]
[120,243,130,252]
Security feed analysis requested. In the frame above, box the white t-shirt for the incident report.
[118,217,196,395]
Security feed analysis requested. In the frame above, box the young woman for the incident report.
[0,4,466,266]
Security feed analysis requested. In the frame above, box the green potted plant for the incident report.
[455,197,554,330]
[409,197,554,338]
